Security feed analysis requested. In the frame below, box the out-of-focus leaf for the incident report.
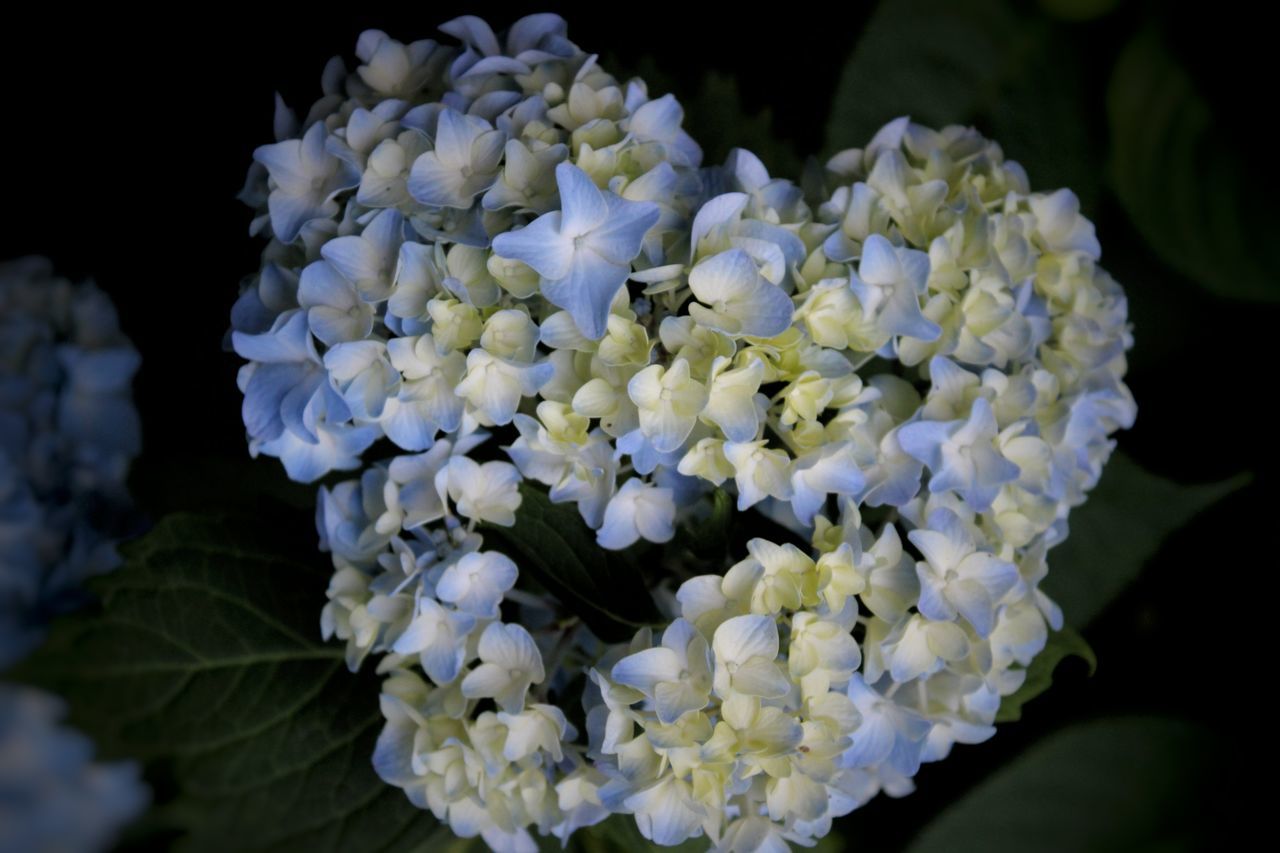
[606,55,801,178]
[11,512,445,853]
[1109,29,1280,302]
[1037,0,1119,21]
[481,484,663,643]
[1044,451,1247,626]
[825,0,1099,209]
[995,627,1097,723]
[906,717,1222,852]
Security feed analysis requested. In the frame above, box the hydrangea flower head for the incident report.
[234,15,1135,850]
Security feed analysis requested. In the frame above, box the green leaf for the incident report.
[995,627,1097,723]
[678,487,732,563]
[11,512,444,853]
[905,716,1223,852]
[1043,452,1247,627]
[1109,30,1280,302]
[480,484,663,643]
[825,0,1099,209]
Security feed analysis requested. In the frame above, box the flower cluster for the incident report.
[0,684,149,852]
[232,14,1134,851]
[0,256,142,665]
[0,257,148,852]
[586,120,1134,847]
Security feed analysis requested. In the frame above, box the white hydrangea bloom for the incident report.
[233,13,1135,849]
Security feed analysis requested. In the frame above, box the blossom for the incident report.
[393,596,476,684]
[687,248,794,339]
[454,348,553,426]
[627,359,709,453]
[441,456,522,525]
[408,108,506,208]
[492,162,660,339]
[611,619,713,724]
[232,18,1138,847]
[320,208,405,302]
[461,622,546,713]
[435,551,518,618]
[596,477,676,550]
[908,508,1020,637]
[850,234,940,343]
[253,121,360,243]
[897,397,1021,512]
[711,614,789,699]
[0,261,148,849]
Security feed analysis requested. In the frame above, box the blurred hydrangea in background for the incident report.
[0,257,148,851]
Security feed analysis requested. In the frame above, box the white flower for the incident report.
[393,596,476,684]
[1029,189,1100,258]
[789,442,866,525]
[624,776,707,847]
[627,359,709,454]
[321,208,405,301]
[596,478,676,549]
[711,614,789,699]
[843,675,931,777]
[611,619,713,724]
[497,703,570,762]
[233,28,1139,846]
[454,348,553,426]
[383,334,466,449]
[702,356,765,443]
[436,551,518,618]
[461,622,546,713]
[687,248,794,339]
[724,441,793,510]
[297,260,374,346]
[881,613,970,682]
[441,456,523,525]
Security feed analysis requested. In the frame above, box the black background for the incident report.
[2,1,1273,849]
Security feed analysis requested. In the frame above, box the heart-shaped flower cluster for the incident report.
[232,14,1135,852]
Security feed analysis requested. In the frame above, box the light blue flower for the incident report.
[253,121,359,243]
[850,234,941,342]
[492,162,660,339]
[297,260,375,346]
[623,93,702,167]
[908,508,1020,637]
[897,397,1020,512]
[407,108,506,209]
[843,675,931,777]
[435,551,518,619]
[320,208,406,302]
